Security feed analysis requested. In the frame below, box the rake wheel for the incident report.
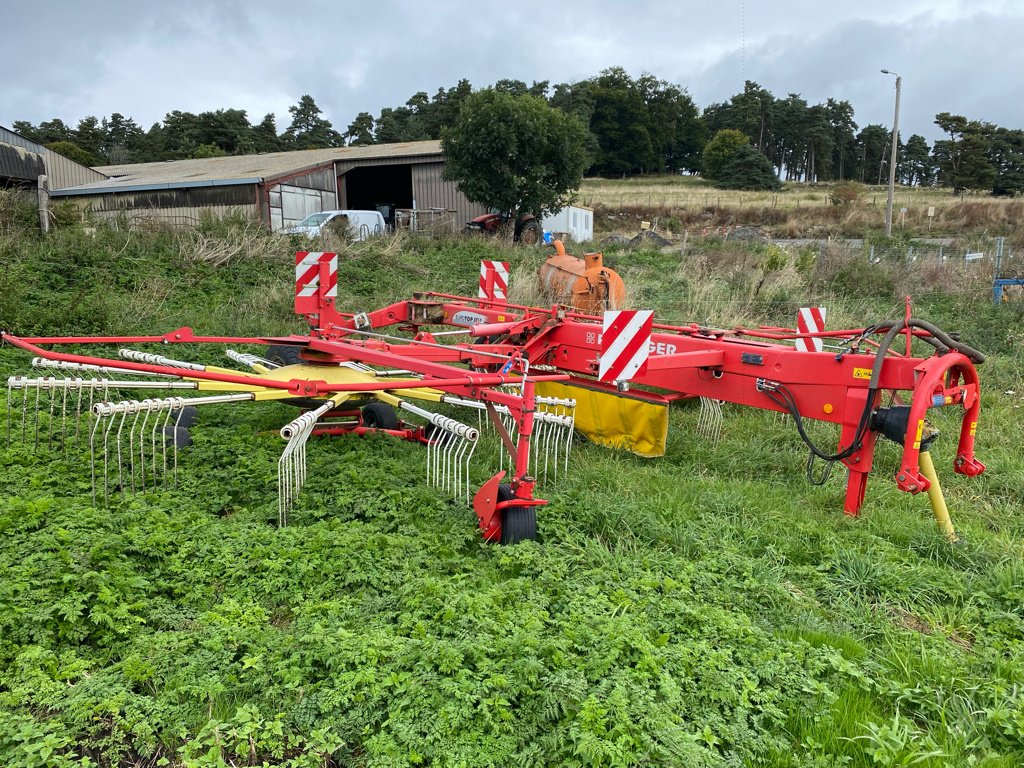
[362,402,399,430]
[265,344,302,367]
[498,483,537,544]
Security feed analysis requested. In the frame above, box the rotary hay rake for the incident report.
[2,247,988,543]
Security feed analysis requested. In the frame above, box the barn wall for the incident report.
[265,166,337,230]
[0,143,45,185]
[0,126,107,189]
[64,184,259,227]
[411,162,487,230]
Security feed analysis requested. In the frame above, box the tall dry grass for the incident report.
[580,177,1024,245]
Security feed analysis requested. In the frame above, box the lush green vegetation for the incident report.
[441,89,591,220]
[1,211,1022,766]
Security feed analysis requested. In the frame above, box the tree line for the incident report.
[12,70,1023,195]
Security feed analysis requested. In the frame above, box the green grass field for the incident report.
[1,211,1023,767]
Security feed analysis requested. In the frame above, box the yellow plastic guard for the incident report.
[536,380,668,457]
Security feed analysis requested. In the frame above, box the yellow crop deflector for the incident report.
[536,380,668,458]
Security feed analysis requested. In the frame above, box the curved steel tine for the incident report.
[463,437,478,503]
[5,377,12,448]
[102,409,117,506]
[138,403,151,487]
[33,382,42,451]
[159,404,172,487]
[58,379,70,453]
[89,411,101,506]
[126,406,140,492]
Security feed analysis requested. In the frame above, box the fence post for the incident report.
[869,244,875,262]
[37,174,50,234]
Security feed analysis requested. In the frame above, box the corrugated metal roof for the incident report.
[88,140,443,187]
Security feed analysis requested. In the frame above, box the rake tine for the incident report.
[158,405,172,488]
[463,438,478,503]
[119,407,131,493]
[697,396,724,446]
[172,398,185,488]
[33,383,42,451]
[5,377,12,448]
[149,401,161,489]
[102,409,117,506]
[45,378,57,450]
[277,399,339,526]
[59,379,71,454]
[21,384,28,444]
[138,400,155,492]
[446,428,459,494]
[564,411,575,475]
[89,413,101,506]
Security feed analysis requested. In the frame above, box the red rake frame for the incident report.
[300,286,986,518]
[2,258,987,539]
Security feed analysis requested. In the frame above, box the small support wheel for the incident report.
[362,402,399,430]
[498,483,537,544]
[170,405,199,428]
[265,344,302,367]
[163,425,192,449]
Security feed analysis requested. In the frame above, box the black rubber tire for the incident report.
[170,405,199,429]
[163,425,192,449]
[362,402,399,430]
[516,219,542,246]
[498,483,537,545]
[265,344,302,367]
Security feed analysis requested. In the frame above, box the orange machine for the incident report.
[537,240,626,314]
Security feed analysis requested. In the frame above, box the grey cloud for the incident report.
[3,0,1020,142]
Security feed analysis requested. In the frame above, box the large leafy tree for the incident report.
[589,69,653,175]
[853,124,891,184]
[989,127,1024,196]
[251,113,282,154]
[45,140,100,167]
[715,145,782,190]
[899,134,934,186]
[101,113,145,164]
[702,129,750,180]
[933,113,997,193]
[283,95,342,149]
[344,112,375,146]
[441,89,591,220]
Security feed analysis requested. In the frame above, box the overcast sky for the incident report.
[5,1,1022,144]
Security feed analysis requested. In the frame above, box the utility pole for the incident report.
[881,69,902,238]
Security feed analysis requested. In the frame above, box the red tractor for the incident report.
[465,212,543,244]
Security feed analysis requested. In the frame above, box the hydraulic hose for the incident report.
[766,314,979,465]
[870,318,985,365]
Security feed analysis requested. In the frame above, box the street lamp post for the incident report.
[881,69,902,238]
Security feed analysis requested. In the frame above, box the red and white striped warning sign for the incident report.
[295,251,338,314]
[598,309,654,383]
[795,306,827,352]
[479,260,510,302]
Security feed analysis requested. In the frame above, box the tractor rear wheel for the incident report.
[265,344,302,367]
[362,402,399,430]
[516,219,542,246]
[498,483,537,544]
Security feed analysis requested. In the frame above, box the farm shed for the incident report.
[50,141,486,231]
[0,125,107,190]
